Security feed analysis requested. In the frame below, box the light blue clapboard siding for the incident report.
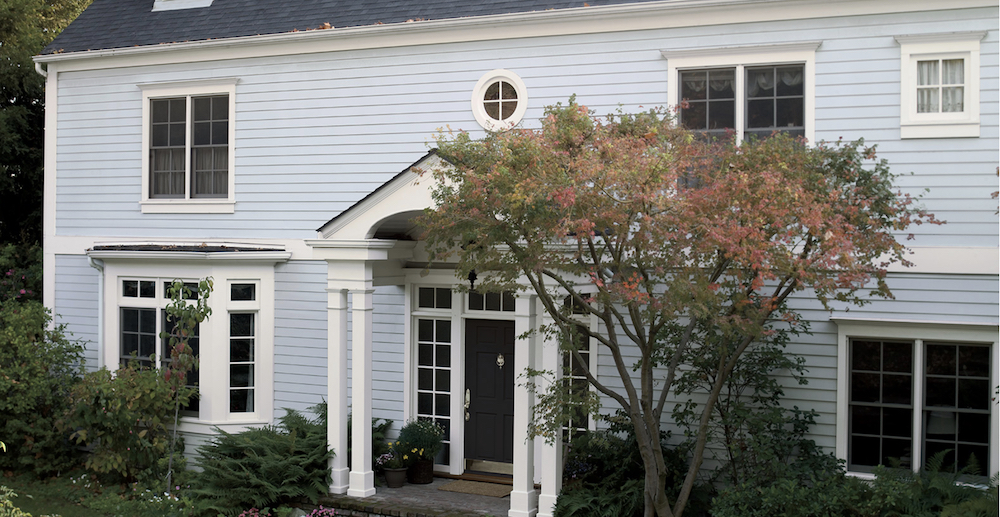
[53,8,997,248]
[273,260,328,420]
[53,255,99,371]
[592,271,998,453]
[371,285,406,424]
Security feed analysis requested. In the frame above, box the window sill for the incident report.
[141,200,235,214]
[900,121,979,139]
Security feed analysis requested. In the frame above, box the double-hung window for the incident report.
[835,320,997,479]
[896,32,983,139]
[139,79,237,213]
[663,42,819,143]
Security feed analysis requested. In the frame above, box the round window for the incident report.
[472,70,528,131]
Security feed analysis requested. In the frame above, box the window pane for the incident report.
[882,407,912,437]
[231,283,256,301]
[502,291,515,311]
[883,342,913,373]
[139,280,156,298]
[917,88,939,113]
[123,280,138,298]
[500,81,517,101]
[139,308,156,332]
[957,378,988,409]
[852,340,880,371]
[230,364,254,387]
[469,291,484,310]
[775,98,803,128]
[122,332,139,356]
[882,373,911,404]
[957,412,989,444]
[230,313,254,336]
[746,99,773,129]
[851,405,879,435]
[959,346,989,377]
[418,368,433,391]
[484,82,500,101]
[435,369,450,392]
[435,344,451,368]
[925,410,957,440]
[775,66,804,96]
[708,69,734,99]
[851,435,880,467]
[484,102,500,120]
[435,394,450,416]
[942,87,964,113]
[193,121,210,146]
[680,71,707,101]
[708,100,735,130]
[169,98,186,121]
[926,344,956,375]
[851,372,879,402]
[942,59,963,84]
[230,389,253,413]
[212,121,228,145]
[485,292,501,311]
[882,438,911,468]
[681,101,707,130]
[747,68,775,97]
[152,99,170,123]
[212,95,228,120]
[230,339,254,362]
[418,287,434,308]
[193,97,211,121]
[418,319,433,342]
[168,120,185,147]
[436,288,452,309]
[925,377,955,407]
[957,444,988,472]
[418,343,433,366]
[917,60,939,86]
[435,320,451,343]
[418,392,432,415]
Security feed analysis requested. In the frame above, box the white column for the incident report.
[510,299,538,517]
[537,321,562,517]
[327,288,349,494]
[348,288,376,497]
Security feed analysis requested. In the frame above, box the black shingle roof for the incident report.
[42,0,663,55]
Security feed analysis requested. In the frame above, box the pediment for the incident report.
[316,150,447,241]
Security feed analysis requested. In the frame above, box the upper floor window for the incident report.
[679,64,805,140]
[139,78,238,213]
[896,32,984,139]
[471,70,528,131]
[662,41,819,144]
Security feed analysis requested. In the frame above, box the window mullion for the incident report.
[912,338,925,472]
[735,64,745,143]
[184,95,192,199]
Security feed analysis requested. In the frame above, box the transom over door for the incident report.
[464,319,515,464]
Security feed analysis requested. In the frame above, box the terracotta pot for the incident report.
[407,459,434,484]
[384,467,407,488]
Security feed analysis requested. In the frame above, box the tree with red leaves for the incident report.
[420,99,936,517]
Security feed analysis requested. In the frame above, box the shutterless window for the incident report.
[916,59,965,114]
[416,318,451,463]
[149,95,229,199]
[849,339,913,472]
[469,291,515,312]
[679,64,804,140]
[417,287,452,310]
[923,342,990,473]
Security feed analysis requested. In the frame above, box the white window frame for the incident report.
[138,78,238,214]
[227,280,261,415]
[662,41,820,144]
[471,69,529,132]
[833,318,999,479]
[98,259,276,434]
[896,32,984,139]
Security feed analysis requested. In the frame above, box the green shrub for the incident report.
[0,486,31,517]
[346,414,393,470]
[192,405,332,516]
[0,244,41,303]
[62,363,192,484]
[863,453,999,517]
[396,419,444,463]
[0,300,83,477]
[712,473,870,517]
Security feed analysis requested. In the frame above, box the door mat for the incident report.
[438,480,513,498]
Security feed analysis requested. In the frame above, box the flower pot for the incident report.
[407,459,434,484]
[384,467,407,488]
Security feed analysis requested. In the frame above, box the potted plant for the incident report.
[375,442,408,488]
[396,419,444,484]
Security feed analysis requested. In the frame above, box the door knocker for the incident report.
[496,353,505,369]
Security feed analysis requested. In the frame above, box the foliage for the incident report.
[192,405,332,516]
[0,0,91,245]
[375,442,408,469]
[0,244,41,302]
[62,362,192,484]
[711,472,870,517]
[421,98,936,517]
[0,299,83,477]
[863,452,999,517]
[161,278,213,495]
[0,486,32,517]
[671,316,840,487]
[395,419,444,463]
[555,420,712,517]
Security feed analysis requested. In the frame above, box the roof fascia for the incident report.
[35,0,996,71]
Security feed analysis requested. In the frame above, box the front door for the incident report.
[465,319,515,464]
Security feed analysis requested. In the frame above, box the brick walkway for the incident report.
[310,477,511,517]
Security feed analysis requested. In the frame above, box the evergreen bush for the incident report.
[192,405,332,516]
[0,299,83,477]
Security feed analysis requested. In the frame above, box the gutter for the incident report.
[87,256,104,370]
[34,62,47,78]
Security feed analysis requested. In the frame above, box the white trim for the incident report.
[42,69,58,314]
[662,41,820,144]
[832,318,999,479]
[471,69,529,132]
[97,258,282,427]
[35,0,995,72]
[140,79,238,210]
[896,32,984,139]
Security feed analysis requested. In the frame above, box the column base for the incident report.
[347,470,376,498]
[508,489,538,517]
[329,467,350,495]
[536,493,558,517]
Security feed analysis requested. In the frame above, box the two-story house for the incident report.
[37,1,998,516]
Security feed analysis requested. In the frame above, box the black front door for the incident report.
[465,319,515,464]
